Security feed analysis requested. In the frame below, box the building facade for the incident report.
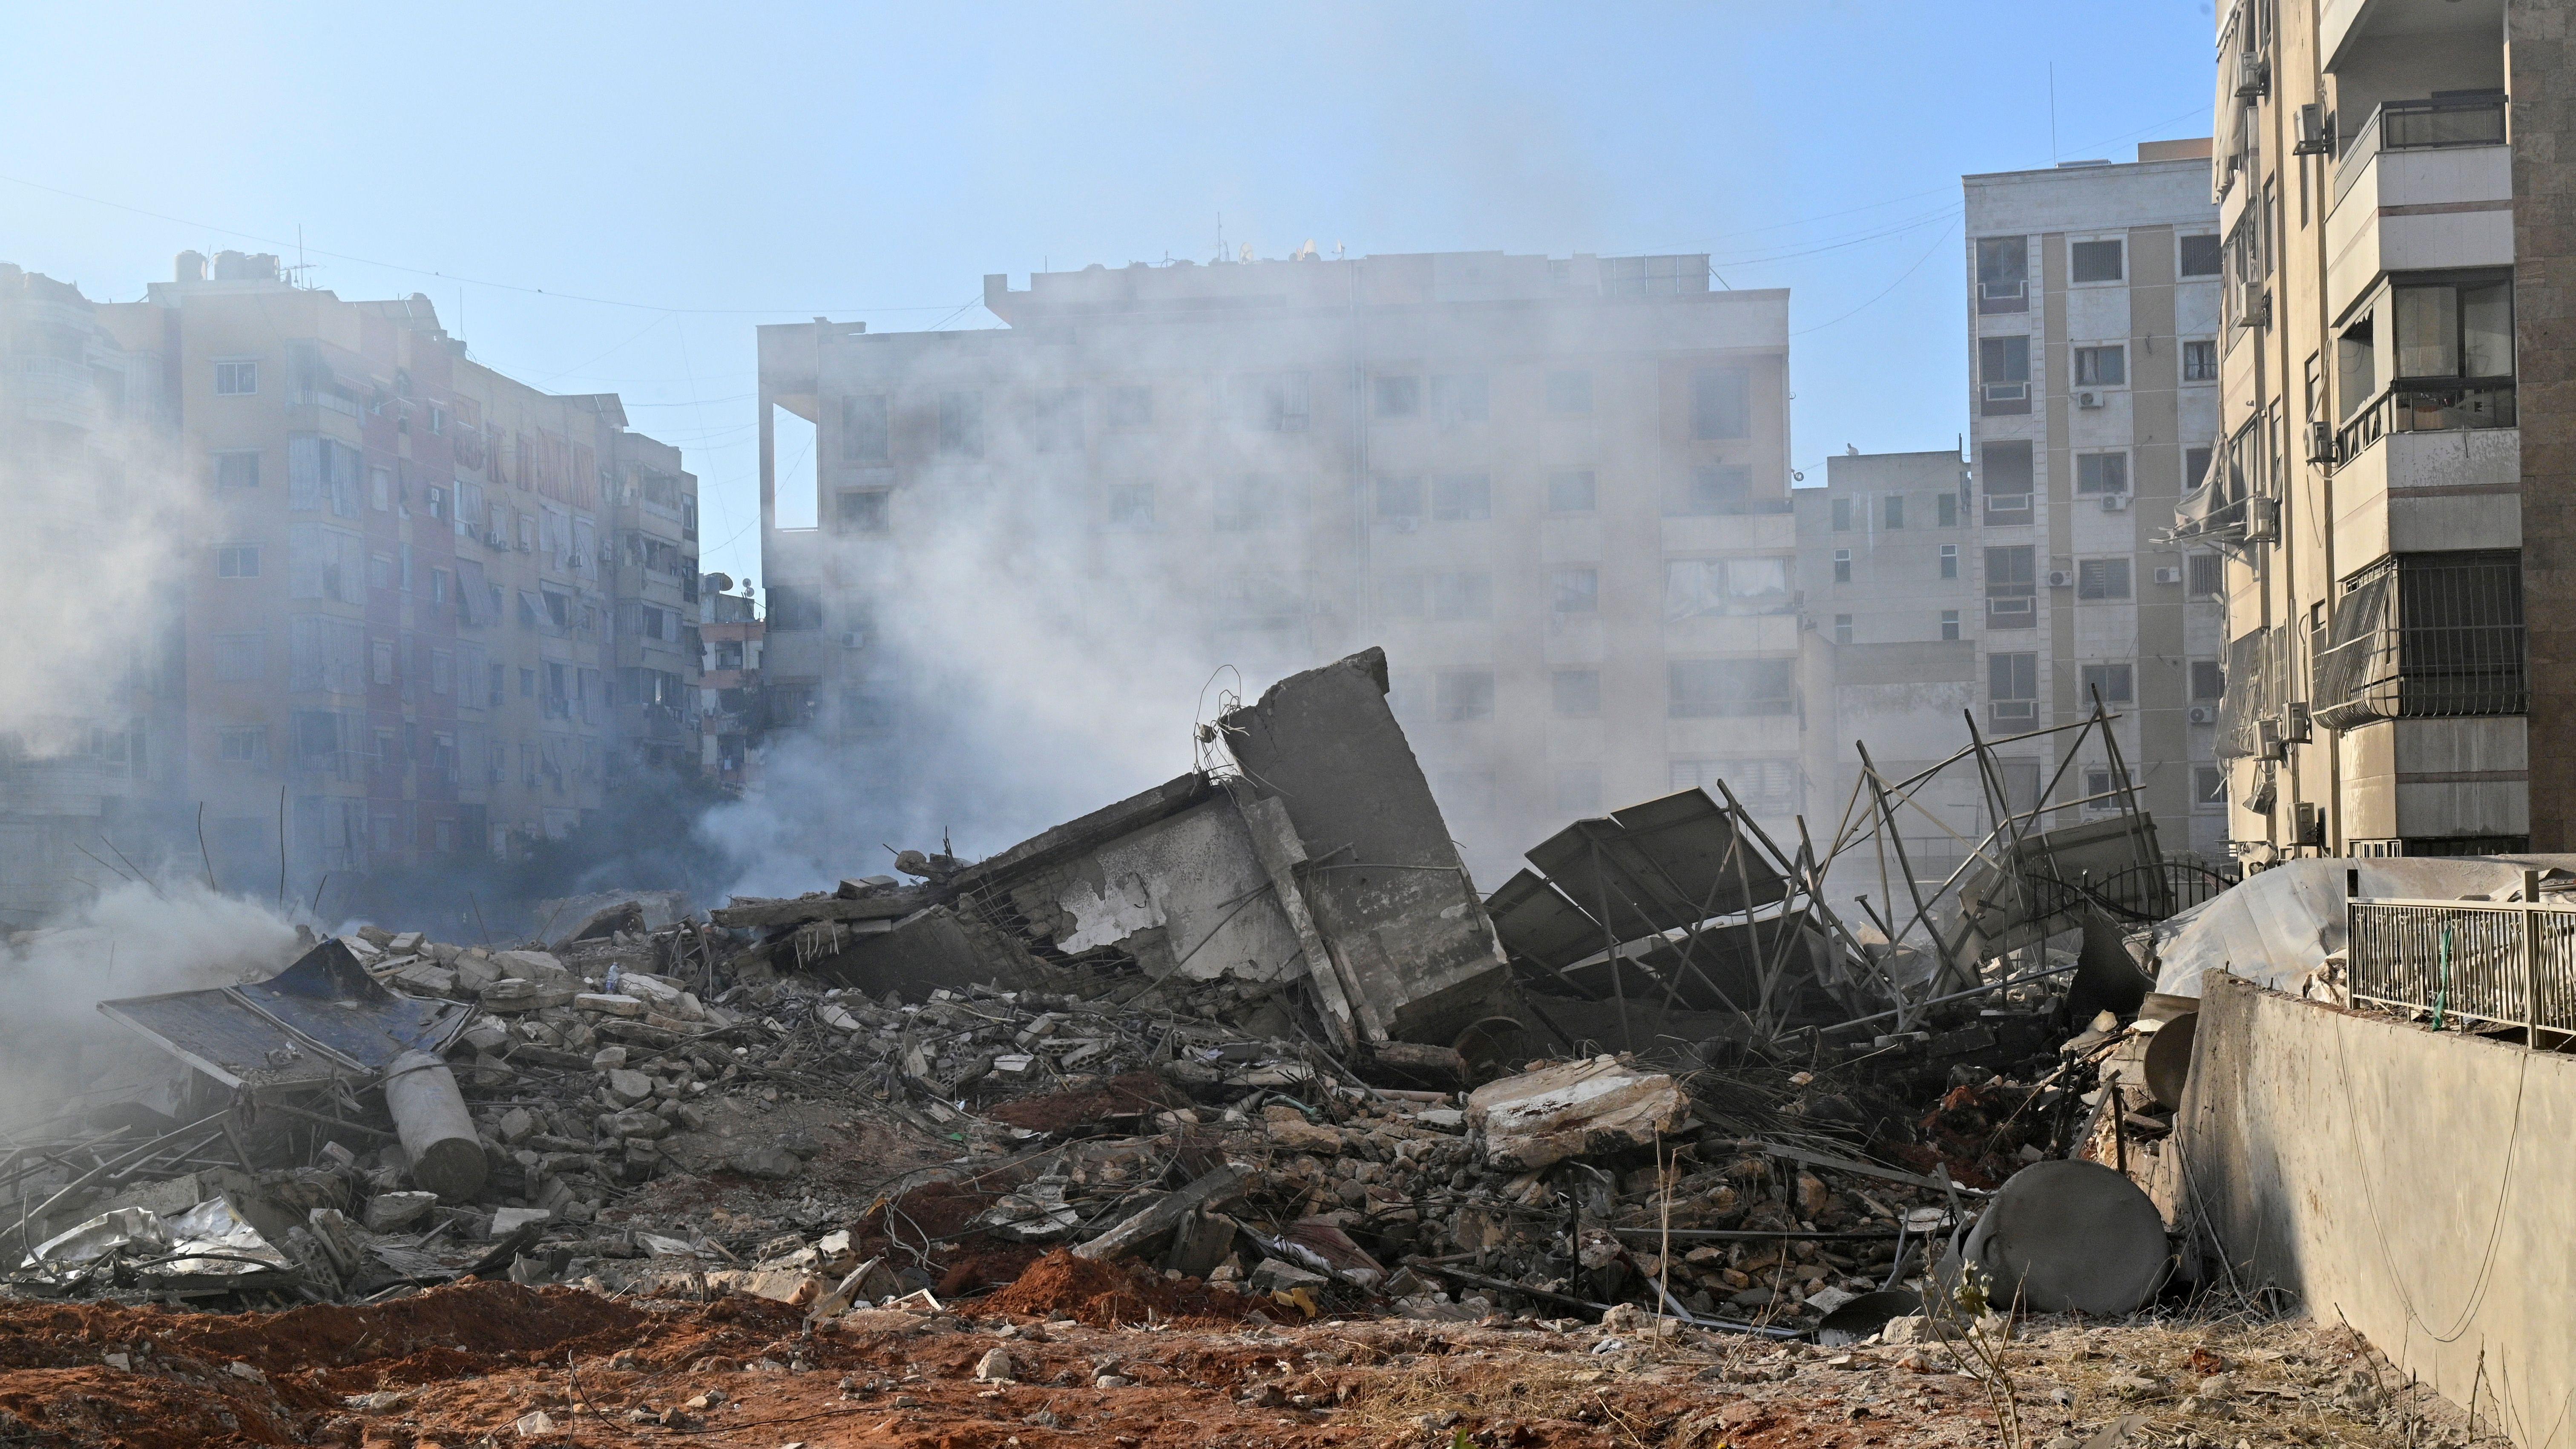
[2188,0,2564,858]
[697,573,765,790]
[1966,146,2231,859]
[756,252,1799,880]
[0,252,704,916]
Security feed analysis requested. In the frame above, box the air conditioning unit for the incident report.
[2154,566,2184,586]
[2101,493,2130,512]
[2047,569,2075,589]
[2234,55,2271,100]
[2244,495,2281,543]
[2283,701,2314,744]
[2187,704,2217,725]
[2293,799,2326,847]
[2293,103,2331,156]
[2237,284,2273,330]
[2076,391,2104,410]
[2258,718,2286,760]
[2307,420,2337,466]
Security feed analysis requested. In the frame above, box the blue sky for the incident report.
[2,0,2219,586]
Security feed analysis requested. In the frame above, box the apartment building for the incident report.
[757,252,1799,880]
[1966,146,2231,859]
[697,573,765,790]
[0,264,190,920]
[2186,0,2567,857]
[26,251,704,906]
[1794,449,1987,875]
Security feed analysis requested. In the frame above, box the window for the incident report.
[424,485,448,523]
[287,436,362,515]
[840,684,896,733]
[1832,549,1852,584]
[1551,669,1600,717]
[767,583,822,630]
[217,727,267,764]
[1435,670,1495,721]
[2076,452,2130,495]
[1989,651,2039,722]
[1941,609,1961,641]
[371,640,396,687]
[371,466,392,512]
[2070,239,2125,283]
[1667,465,1750,516]
[2180,234,2223,277]
[1431,473,1490,521]
[1546,370,1593,415]
[1373,375,1421,418]
[1833,614,1854,645]
[1670,658,1794,717]
[2191,659,2226,699]
[1553,765,1604,816]
[212,632,264,681]
[1940,544,1959,579]
[1830,497,1852,531]
[1375,474,1424,523]
[1029,388,1084,451]
[1883,494,1905,529]
[519,667,535,698]
[2074,345,2127,387]
[1987,544,2037,628]
[938,391,984,457]
[1669,757,1799,815]
[1979,335,2031,411]
[1104,484,1155,529]
[1546,470,1596,512]
[842,393,890,462]
[2195,765,2226,808]
[1214,475,1282,532]
[1550,568,1598,615]
[1691,366,1751,440]
[1976,236,2029,309]
[2077,558,2133,600]
[213,451,260,490]
[2185,446,2214,493]
[1938,492,1958,527]
[2392,277,2515,381]
[214,360,258,395]
[2189,553,2224,598]
[1430,373,1488,423]
[430,568,448,604]
[836,489,891,534]
[216,543,261,578]
[1107,385,1152,428]
[2183,339,2219,382]
[1981,440,2033,520]
[368,552,397,592]
[2080,662,2135,704]
[1429,572,1492,620]
[1665,557,1790,619]
[1230,372,1309,431]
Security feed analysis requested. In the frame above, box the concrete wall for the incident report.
[2513,0,2576,851]
[2180,973,2576,1444]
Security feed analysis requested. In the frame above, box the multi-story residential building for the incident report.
[12,250,706,907]
[757,252,1800,880]
[2187,0,2565,858]
[1966,144,2231,858]
[1794,448,1987,877]
[0,264,190,920]
[697,573,765,790]
[609,432,702,779]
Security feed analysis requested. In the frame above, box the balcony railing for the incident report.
[2348,897,2576,1038]
[2334,380,2516,462]
[2312,556,2526,730]
[2335,94,2509,204]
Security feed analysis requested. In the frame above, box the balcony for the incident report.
[5,354,103,429]
[2335,380,2516,463]
[1980,380,2031,417]
[2326,98,2513,314]
[2313,555,2526,731]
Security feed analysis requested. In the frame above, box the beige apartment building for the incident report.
[2185,0,2568,857]
[0,251,699,917]
[1966,145,2231,859]
[757,252,1799,880]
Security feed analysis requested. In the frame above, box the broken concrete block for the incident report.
[387,931,425,955]
[363,1191,437,1233]
[495,1107,539,1144]
[974,1347,1016,1383]
[480,979,576,1013]
[496,949,575,984]
[1267,1119,1346,1155]
[1466,1055,1690,1173]
[591,1046,629,1070]
[1247,1257,1330,1296]
[597,1108,669,1140]
[727,1144,802,1179]
[490,1207,551,1236]
[389,963,459,997]
[575,993,647,1017]
[605,1069,655,1106]
[1075,1164,1245,1262]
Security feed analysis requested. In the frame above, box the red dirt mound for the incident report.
[984,1250,1256,1327]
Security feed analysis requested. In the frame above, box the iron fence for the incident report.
[2346,899,2576,1036]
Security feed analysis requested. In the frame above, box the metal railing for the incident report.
[2348,896,2576,1038]
[2335,94,2509,204]
[2335,380,2517,462]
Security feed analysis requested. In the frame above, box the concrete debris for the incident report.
[1465,1056,1690,1171]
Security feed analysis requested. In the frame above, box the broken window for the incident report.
[1690,365,1750,440]
[2077,452,2130,494]
[2074,345,2127,387]
[1432,473,1490,521]
[288,524,361,603]
[938,391,984,457]
[1979,336,2031,413]
[2191,659,2226,699]
[1547,370,1593,415]
[1373,375,1420,419]
[214,360,258,395]
[2183,339,2219,382]
[1546,470,1595,513]
[213,451,259,490]
[2180,234,2222,277]
[1435,670,1495,721]
[1230,372,1309,432]
[2077,558,2132,600]
[1104,483,1156,529]
[1107,385,1152,428]
[217,544,260,578]
[1981,440,2033,521]
[1429,572,1492,620]
[2070,239,2125,283]
[1551,669,1600,717]
[767,584,822,631]
[2080,661,2135,704]
[1666,557,1788,619]
[1551,567,1598,615]
[1430,373,1488,423]
[1666,465,1750,517]
[842,393,890,462]
[287,435,362,515]
[1669,658,1793,717]
[2194,765,2225,806]
[835,489,891,535]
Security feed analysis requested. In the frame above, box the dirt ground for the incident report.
[0,1272,2505,1449]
